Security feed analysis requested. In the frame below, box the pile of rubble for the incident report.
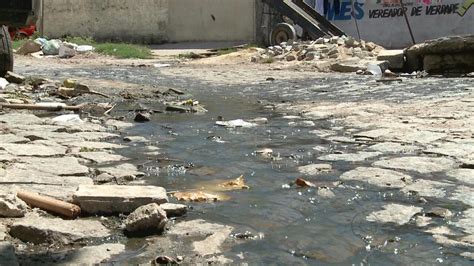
[251,36,385,68]
[16,38,94,59]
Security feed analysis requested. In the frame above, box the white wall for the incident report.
[324,0,474,48]
[43,0,257,43]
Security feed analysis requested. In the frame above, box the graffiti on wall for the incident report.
[324,0,473,20]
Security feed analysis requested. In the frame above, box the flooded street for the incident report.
[12,62,473,265]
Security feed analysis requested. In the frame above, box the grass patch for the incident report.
[64,36,152,59]
[12,39,27,50]
[177,52,205,59]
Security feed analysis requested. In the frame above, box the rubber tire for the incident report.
[0,26,13,77]
[270,23,297,46]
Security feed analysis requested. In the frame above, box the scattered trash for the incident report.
[153,63,171,68]
[42,40,62,56]
[216,119,257,128]
[294,178,317,188]
[367,63,383,76]
[76,45,95,53]
[17,190,81,218]
[218,175,250,190]
[0,78,8,89]
[172,191,220,202]
[52,114,83,124]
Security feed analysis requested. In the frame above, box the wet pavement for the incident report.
[12,63,474,264]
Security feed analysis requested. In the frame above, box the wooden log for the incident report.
[17,190,81,218]
[0,103,85,111]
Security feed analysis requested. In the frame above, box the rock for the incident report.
[13,156,90,176]
[340,167,412,188]
[447,169,474,185]
[0,242,18,266]
[461,252,474,260]
[426,207,453,218]
[377,50,405,70]
[0,134,30,144]
[454,209,474,234]
[318,152,381,162]
[317,187,335,198]
[368,142,419,153]
[58,45,76,58]
[94,173,115,184]
[373,156,456,174]
[0,143,67,157]
[450,186,474,207]
[77,152,127,164]
[298,164,332,175]
[365,42,377,51]
[255,148,273,158]
[424,142,474,159]
[73,185,168,214]
[330,59,366,72]
[134,112,151,122]
[315,38,324,44]
[366,204,422,225]
[123,136,149,143]
[424,53,474,74]
[56,244,125,265]
[66,141,124,150]
[9,216,111,244]
[97,163,144,181]
[160,203,187,217]
[4,72,26,84]
[425,226,457,236]
[16,39,42,55]
[415,216,432,227]
[305,52,318,61]
[167,219,233,256]
[125,203,167,233]
[401,179,453,198]
[286,55,296,61]
[0,194,28,218]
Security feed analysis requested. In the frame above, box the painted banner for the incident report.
[315,0,474,48]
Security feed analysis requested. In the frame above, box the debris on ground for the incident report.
[172,191,220,202]
[124,203,168,234]
[218,175,250,190]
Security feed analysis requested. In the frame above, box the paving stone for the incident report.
[13,157,90,176]
[0,143,67,157]
[368,142,419,153]
[401,179,453,198]
[167,219,233,256]
[65,141,124,150]
[17,131,82,143]
[318,152,381,162]
[0,134,29,144]
[340,167,412,188]
[450,186,474,207]
[73,185,168,214]
[57,244,125,265]
[366,204,422,225]
[373,156,456,174]
[354,128,446,144]
[0,113,42,125]
[72,132,120,141]
[76,152,127,164]
[9,216,111,244]
[1,167,92,186]
[97,163,144,180]
[446,169,474,185]
[298,164,332,175]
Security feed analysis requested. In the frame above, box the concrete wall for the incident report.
[43,0,257,43]
[322,0,474,48]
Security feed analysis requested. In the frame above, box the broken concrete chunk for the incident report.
[0,194,28,218]
[4,72,26,84]
[366,204,422,225]
[160,203,188,217]
[125,203,167,233]
[56,244,125,265]
[73,185,168,214]
[377,50,405,70]
[373,156,456,174]
[340,167,412,188]
[9,216,111,244]
[167,219,233,256]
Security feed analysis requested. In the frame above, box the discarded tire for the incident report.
[270,23,297,46]
[0,26,13,77]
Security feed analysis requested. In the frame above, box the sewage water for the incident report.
[17,66,473,265]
